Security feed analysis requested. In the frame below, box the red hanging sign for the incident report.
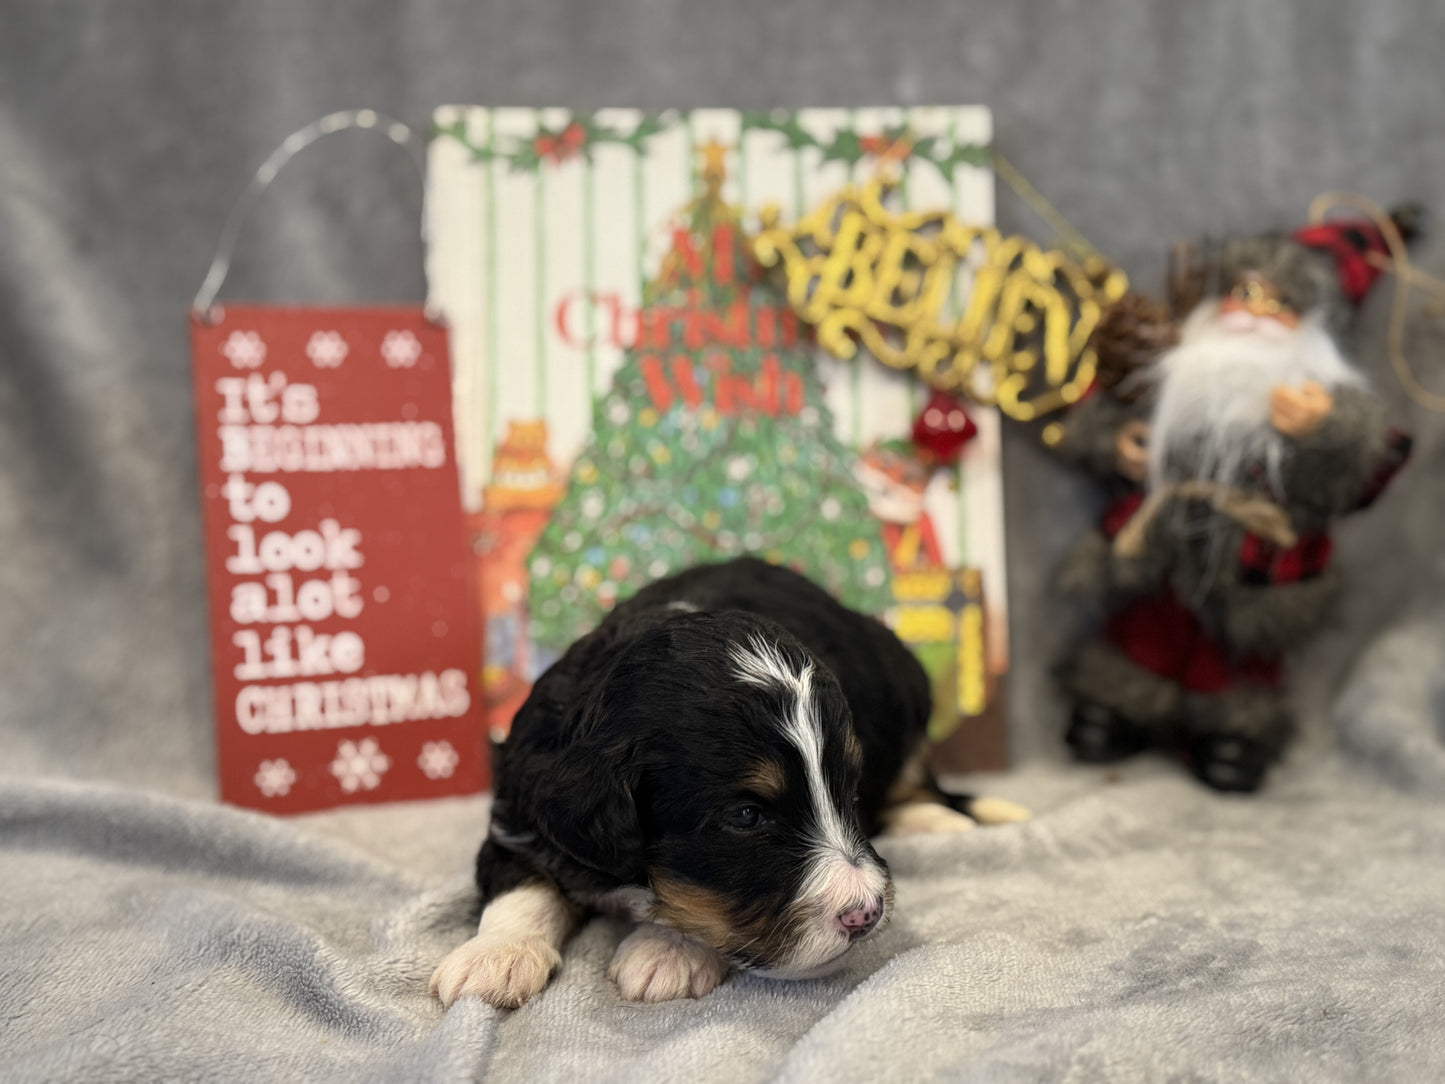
[190,306,487,813]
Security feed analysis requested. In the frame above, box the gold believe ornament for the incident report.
[753,176,1128,422]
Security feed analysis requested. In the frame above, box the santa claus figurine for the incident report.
[1060,234,1411,792]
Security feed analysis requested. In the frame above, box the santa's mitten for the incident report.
[1279,384,1394,524]
[1219,571,1340,656]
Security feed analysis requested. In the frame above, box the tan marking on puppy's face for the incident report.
[650,876,764,956]
[743,760,786,800]
[651,874,818,969]
[843,729,864,771]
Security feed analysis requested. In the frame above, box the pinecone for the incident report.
[1090,292,1177,402]
[1167,238,1215,319]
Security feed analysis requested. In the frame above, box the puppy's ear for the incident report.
[519,692,647,885]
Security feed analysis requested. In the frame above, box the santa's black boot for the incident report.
[1181,688,1288,794]
[1066,700,1150,763]
[1062,641,1179,764]
[1188,733,1273,793]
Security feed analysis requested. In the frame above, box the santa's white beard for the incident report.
[1144,301,1364,493]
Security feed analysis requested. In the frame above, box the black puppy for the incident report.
[431,557,1024,1007]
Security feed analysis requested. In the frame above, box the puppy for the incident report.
[431,557,1025,1008]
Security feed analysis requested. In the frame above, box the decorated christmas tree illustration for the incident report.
[526,144,893,650]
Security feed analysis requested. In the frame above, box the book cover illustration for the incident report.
[427,107,1009,769]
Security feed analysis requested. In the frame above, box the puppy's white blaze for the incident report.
[730,635,884,973]
[730,636,858,863]
[729,635,811,699]
[728,636,889,978]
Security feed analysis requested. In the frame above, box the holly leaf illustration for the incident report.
[743,112,820,151]
[820,129,865,167]
[431,118,502,163]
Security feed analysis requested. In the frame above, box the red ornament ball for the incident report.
[911,390,977,464]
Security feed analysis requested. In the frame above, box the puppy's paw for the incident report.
[880,801,978,835]
[608,924,727,1003]
[430,934,561,1010]
[966,795,1031,825]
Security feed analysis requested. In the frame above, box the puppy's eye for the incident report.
[724,805,764,831]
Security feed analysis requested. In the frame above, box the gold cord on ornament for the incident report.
[991,151,1104,267]
[1307,191,1445,413]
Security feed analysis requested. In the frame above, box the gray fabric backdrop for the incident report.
[4,4,1445,1080]
[4,0,1442,787]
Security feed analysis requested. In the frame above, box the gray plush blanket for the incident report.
[7,747,1445,1081]
[5,3,1445,1080]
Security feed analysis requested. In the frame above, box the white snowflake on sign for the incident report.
[380,329,422,368]
[417,740,460,780]
[254,758,296,797]
[330,738,390,793]
[306,330,349,369]
[221,330,266,369]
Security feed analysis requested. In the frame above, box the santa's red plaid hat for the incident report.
[1291,203,1424,307]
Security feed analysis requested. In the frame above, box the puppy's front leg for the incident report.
[431,880,578,1010]
[607,923,728,1003]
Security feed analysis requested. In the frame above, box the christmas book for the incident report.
[426,107,1010,771]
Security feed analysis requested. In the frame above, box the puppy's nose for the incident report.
[837,898,883,940]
